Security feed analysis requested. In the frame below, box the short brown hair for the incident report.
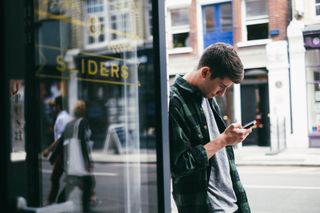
[197,42,244,83]
[73,100,86,118]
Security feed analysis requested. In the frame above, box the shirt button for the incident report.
[204,125,207,129]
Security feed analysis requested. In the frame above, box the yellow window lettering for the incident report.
[88,60,98,75]
[100,62,109,77]
[56,55,66,72]
[81,59,85,74]
[121,65,129,79]
[111,64,119,78]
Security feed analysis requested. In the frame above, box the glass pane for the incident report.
[171,8,189,27]
[34,0,158,212]
[307,71,320,132]
[173,32,190,48]
[10,80,26,161]
[220,3,232,32]
[203,6,215,32]
[247,23,268,40]
[246,0,268,17]
[306,50,320,147]
[316,5,320,16]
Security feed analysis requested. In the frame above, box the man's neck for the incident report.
[183,71,199,88]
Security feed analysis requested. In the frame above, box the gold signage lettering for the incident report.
[111,64,119,78]
[79,59,130,81]
[56,55,66,72]
[81,59,85,74]
[100,63,109,77]
[121,65,129,79]
[88,60,98,75]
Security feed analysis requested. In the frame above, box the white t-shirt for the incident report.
[54,110,72,141]
[201,98,238,213]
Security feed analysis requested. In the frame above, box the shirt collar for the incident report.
[174,74,204,102]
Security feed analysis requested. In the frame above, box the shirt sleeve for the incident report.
[169,102,209,178]
[54,117,64,141]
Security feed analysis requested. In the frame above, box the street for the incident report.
[42,161,320,213]
[41,161,158,213]
[238,166,320,213]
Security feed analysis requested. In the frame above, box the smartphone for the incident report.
[243,120,256,129]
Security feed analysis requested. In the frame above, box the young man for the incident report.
[169,43,252,213]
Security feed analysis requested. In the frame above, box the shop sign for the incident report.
[303,30,320,49]
[36,45,140,86]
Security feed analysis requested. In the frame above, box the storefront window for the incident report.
[306,50,320,147]
[34,0,158,212]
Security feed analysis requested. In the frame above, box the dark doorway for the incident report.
[241,69,270,146]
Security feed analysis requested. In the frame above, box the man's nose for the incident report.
[217,89,226,96]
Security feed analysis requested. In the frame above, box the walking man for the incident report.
[42,96,72,204]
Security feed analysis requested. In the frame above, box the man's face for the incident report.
[201,68,233,98]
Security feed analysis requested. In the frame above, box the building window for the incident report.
[85,0,134,49]
[145,0,153,40]
[109,0,131,41]
[169,7,190,49]
[316,0,320,16]
[244,0,269,41]
[85,0,107,47]
[202,2,233,47]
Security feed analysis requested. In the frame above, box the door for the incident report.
[202,2,233,48]
[241,69,270,146]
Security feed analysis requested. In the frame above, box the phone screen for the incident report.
[243,120,256,129]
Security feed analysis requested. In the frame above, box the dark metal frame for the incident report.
[152,0,171,212]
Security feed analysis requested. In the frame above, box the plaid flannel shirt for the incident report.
[169,75,251,213]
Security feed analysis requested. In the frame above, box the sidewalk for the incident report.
[91,150,157,163]
[91,146,320,167]
[234,146,320,166]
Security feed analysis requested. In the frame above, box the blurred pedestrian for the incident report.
[42,95,72,205]
[57,100,95,212]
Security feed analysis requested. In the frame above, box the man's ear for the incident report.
[201,67,210,78]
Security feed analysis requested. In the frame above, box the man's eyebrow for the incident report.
[220,82,228,89]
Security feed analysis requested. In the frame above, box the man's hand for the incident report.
[220,123,252,146]
[10,80,23,96]
[204,123,252,159]
[42,148,50,158]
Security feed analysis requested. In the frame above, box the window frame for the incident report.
[241,0,269,42]
[167,6,192,54]
[315,0,320,19]
[84,0,109,50]
[144,0,153,42]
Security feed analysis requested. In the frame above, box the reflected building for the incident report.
[2,0,169,212]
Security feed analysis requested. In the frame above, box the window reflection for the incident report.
[10,80,26,161]
[204,6,215,33]
[35,0,157,212]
